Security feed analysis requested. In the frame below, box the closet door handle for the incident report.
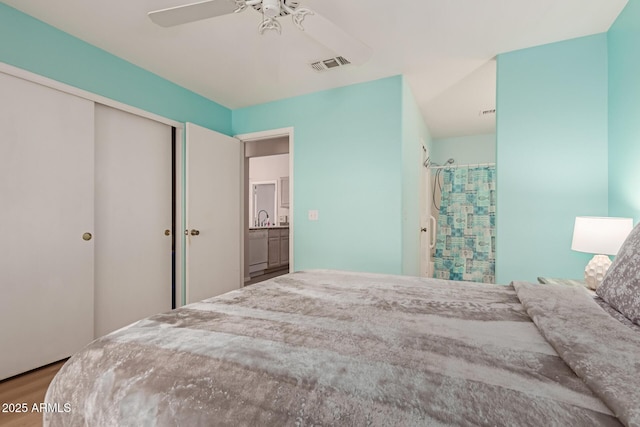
[190,229,200,236]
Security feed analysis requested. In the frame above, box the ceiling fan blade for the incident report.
[148,0,238,27]
[301,12,372,66]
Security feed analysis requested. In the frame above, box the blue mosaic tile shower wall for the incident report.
[434,167,496,283]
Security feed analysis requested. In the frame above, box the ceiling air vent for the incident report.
[310,56,351,72]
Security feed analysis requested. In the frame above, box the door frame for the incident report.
[420,138,434,278]
[235,127,295,278]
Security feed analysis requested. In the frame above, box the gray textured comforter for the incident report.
[44,270,640,426]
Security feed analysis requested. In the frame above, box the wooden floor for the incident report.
[0,361,65,427]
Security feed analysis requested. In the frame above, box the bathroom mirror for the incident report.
[251,181,277,227]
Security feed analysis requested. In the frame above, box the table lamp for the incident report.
[571,216,633,290]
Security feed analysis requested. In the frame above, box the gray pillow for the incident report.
[597,222,640,325]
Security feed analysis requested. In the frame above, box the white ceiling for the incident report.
[2,0,627,138]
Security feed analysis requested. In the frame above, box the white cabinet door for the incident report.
[94,104,173,337]
[186,123,242,303]
[0,72,95,380]
[280,234,290,265]
[268,235,281,268]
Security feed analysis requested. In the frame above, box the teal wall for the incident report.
[0,3,231,134]
[496,34,609,284]
[7,0,635,282]
[608,0,640,223]
[401,78,431,276]
[233,76,405,274]
[0,1,427,277]
[432,133,496,166]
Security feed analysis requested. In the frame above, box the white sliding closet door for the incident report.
[0,72,95,380]
[94,104,172,337]
[186,123,242,303]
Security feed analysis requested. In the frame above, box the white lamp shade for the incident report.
[571,216,633,256]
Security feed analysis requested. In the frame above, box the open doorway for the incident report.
[421,59,496,282]
[239,131,293,286]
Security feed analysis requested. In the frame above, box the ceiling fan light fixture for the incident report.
[289,7,313,30]
[262,0,281,18]
[148,0,372,66]
[259,17,282,34]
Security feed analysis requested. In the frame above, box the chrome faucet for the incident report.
[257,210,269,227]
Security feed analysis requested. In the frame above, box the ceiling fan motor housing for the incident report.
[262,0,281,18]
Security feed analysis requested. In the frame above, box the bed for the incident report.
[44,232,640,426]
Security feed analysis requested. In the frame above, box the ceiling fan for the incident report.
[148,0,372,65]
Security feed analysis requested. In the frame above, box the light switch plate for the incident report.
[308,210,319,221]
